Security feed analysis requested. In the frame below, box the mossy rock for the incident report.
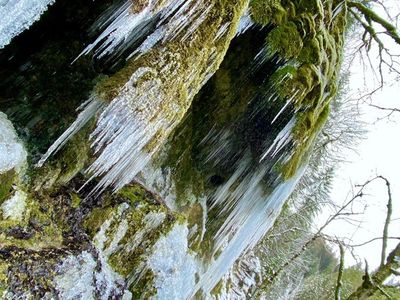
[298,37,322,65]
[0,170,16,205]
[250,0,290,25]
[82,183,187,294]
[266,21,304,59]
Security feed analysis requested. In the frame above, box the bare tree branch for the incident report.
[369,104,400,113]
[348,236,400,248]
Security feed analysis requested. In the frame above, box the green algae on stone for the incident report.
[0,261,9,295]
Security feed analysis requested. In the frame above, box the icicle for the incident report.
[75,0,154,61]
[191,167,306,297]
[0,0,55,48]
[270,91,298,124]
[128,26,167,59]
[42,0,247,197]
[36,98,105,167]
[214,22,231,42]
[235,9,254,36]
[75,0,203,61]
[260,117,296,161]
[75,0,223,63]
[81,67,173,196]
[217,251,261,299]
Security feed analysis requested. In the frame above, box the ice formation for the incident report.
[0,0,55,48]
[36,98,105,168]
[148,224,198,300]
[54,203,131,299]
[77,0,223,61]
[260,117,296,161]
[236,9,254,36]
[34,0,314,296]
[0,112,27,173]
[192,167,305,296]
[40,0,247,196]
[218,251,262,299]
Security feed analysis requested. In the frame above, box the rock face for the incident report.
[0,0,348,298]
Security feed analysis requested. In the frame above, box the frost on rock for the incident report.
[55,204,131,300]
[0,112,27,174]
[138,164,178,210]
[1,190,27,221]
[148,224,198,300]
[54,251,129,300]
[0,0,55,48]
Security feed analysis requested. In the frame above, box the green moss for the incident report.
[250,0,291,25]
[266,21,304,59]
[297,0,324,15]
[0,170,16,205]
[281,103,330,179]
[117,184,159,206]
[298,38,322,64]
[31,124,91,192]
[0,187,74,250]
[130,269,157,299]
[70,192,80,209]
[92,0,248,161]
[253,0,347,180]
[106,203,179,278]
[83,206,114,238]
[82,182,186,293]
[0,261,9,294]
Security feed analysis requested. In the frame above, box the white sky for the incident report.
[317,0,400,270]
[322,81,400,269]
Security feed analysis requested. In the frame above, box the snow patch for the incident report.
[0,0,55,48]
[0,112,27,174]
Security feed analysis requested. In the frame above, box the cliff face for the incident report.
[0,0,347,298]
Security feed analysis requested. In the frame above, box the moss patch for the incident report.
[0,170,16,205]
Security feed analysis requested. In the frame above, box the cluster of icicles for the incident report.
[38,0,234,196]
[31,0,303,297]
